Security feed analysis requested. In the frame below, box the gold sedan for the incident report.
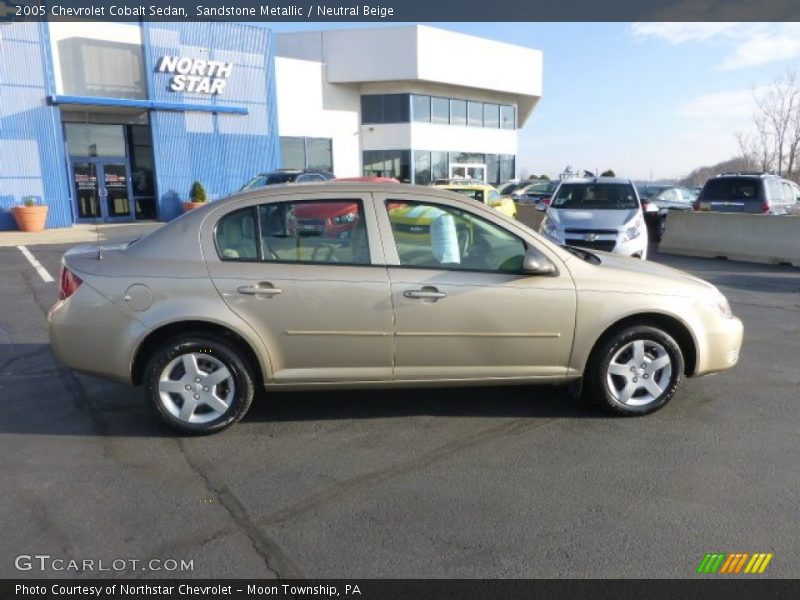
[48,183,742,434]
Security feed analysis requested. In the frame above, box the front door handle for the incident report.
[403,287,447,300]
[237,283,282,297]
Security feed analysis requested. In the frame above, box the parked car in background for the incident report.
[240,169,335,190]
[336,176,400,183]
[638,185,696,241]
[498,179,527,196]
[512,180,560,205]
[694,173,800,216]
[539,177,648,259]
[48,182,742,433]
[432,182,518,219]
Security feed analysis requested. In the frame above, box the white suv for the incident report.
[538,178,649,259]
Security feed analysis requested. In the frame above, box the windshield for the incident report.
[552,183,638,209]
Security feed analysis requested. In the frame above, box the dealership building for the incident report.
[0,21,542,229]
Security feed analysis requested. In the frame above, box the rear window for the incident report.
[700,178,762,202]
[552,183,638,209]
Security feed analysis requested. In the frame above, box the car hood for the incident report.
[568,250,718,297]
[549,208,637,230]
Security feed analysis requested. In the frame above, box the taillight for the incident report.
[761,202,770,214]
[541,196,552,206]
[58,267,83,300]
[641,200,650,211]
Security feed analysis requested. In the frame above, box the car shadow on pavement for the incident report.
[0,343,609,437]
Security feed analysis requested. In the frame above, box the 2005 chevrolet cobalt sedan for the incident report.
[48,183,743,434]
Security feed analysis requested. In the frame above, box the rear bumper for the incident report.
[48,284,145,384]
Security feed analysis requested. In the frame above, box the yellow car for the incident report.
[432,183,518,219]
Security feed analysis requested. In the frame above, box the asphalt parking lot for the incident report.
[1,241,798,579]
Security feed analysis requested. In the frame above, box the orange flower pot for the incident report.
[182,201,206,212]
[12,205,48,232]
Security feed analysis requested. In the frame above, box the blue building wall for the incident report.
[0,23,72,230]
[142,23,280,221]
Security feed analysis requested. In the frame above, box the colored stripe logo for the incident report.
[696,552,773,574]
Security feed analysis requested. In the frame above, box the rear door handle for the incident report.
[403,287,447,300]
[237,283,282,296]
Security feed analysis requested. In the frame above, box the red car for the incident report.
[293,201,360,238]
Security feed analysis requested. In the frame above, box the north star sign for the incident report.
[157,56,233,95]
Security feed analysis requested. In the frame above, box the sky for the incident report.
[265,21,800,181]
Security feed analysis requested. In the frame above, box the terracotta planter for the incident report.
[182,201,207,212]
[12,205,48,232]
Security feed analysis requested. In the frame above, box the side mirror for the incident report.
[522,247,556,275]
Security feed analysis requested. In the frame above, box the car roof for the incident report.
[434,183,494,191]
[560,176,633,185]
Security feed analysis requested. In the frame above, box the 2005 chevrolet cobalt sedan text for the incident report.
[48,183,743,434]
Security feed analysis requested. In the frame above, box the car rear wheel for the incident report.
[145,336,255,434]
[585,325,684,416]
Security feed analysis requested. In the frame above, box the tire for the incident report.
[144,335,255,434]
[584,325,684,416]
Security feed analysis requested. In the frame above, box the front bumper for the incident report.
[693,314,744,376]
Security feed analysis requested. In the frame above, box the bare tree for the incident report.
[751,70,800,175]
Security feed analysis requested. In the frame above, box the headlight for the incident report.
[540,216,560,241]
[620,217,643,242]
[709,293,733,318]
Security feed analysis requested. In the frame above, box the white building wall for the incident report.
[274,56,361,177]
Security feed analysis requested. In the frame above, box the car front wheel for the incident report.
[585,325,684,416]
[144,335,255,434]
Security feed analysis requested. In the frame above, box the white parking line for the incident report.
[17,245,55,283]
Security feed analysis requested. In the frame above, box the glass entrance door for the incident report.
[450,163,486,182]
[71,160,134,222]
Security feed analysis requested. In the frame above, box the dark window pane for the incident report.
[468,101,483,127]
[484,103,500,128]
[306,138,333,171]
[280,137,305,170]
[431,151,448,181]
[414,151,431,185]
[450,99,467,126]
[383,94,410,123]
[58,37,145,99]
[431,97,449,124]
[485,154,500,186]
[361,95,382,124]
[64,123,126,157]
[412,95,431,123]
[499,155,515,183]
[500,105,516,129]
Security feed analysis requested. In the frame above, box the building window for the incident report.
[499,154,515,182]
[361,94,410,124]
[485,154,500,186]
[431,151,448,181]
[500,105,516,129]
[449,99,467,126]
[64,123,127,157]
[484,103,500,128]
[280,137,333,172]
[412,95,431,123]
[431,97,449,124]
[467,101,483,127]
[414,150,431,185]
[363,150,411,182]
